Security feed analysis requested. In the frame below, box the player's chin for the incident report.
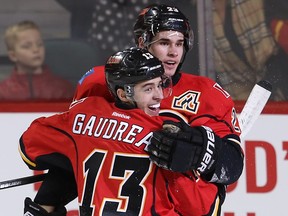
[163,65,177,77]
[145,107,160,116]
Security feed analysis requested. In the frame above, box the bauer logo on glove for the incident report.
[197,126,216,173]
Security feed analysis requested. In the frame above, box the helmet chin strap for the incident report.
[115,98,138,109]
[127,96,138,108]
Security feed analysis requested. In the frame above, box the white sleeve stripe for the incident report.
[227,137,241,145]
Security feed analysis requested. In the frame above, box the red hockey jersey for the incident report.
[20,96,218,216]
[73,66,241,137]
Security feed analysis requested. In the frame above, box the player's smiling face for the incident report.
[147,31,184,77]
[131,77,164,116]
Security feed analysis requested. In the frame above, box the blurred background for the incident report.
[0,1,288,216]
[0,0,199,99]
[1,0,286,102]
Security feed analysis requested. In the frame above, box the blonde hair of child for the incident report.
[4,20,41,51]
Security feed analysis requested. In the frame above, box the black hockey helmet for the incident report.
[105,47,167,99]
[133,4,194,52]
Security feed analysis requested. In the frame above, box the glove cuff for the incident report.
[24,197,67,216]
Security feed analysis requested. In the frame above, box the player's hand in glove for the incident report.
[24,197,67,216]
[148,120,222,174]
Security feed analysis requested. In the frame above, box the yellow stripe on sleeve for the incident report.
[212,195,220,216]
[18,145,36,168]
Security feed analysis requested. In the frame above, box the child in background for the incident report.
[0,20,74,100]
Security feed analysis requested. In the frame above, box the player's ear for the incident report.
[117,88,129,102]
[138,37,145,48]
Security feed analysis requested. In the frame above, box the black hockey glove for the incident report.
[148,120,222,174]
[24,197,67,216]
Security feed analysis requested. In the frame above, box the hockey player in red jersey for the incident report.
[74,4,243,184]
[23,4,244,216]
[20,47,220,216]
